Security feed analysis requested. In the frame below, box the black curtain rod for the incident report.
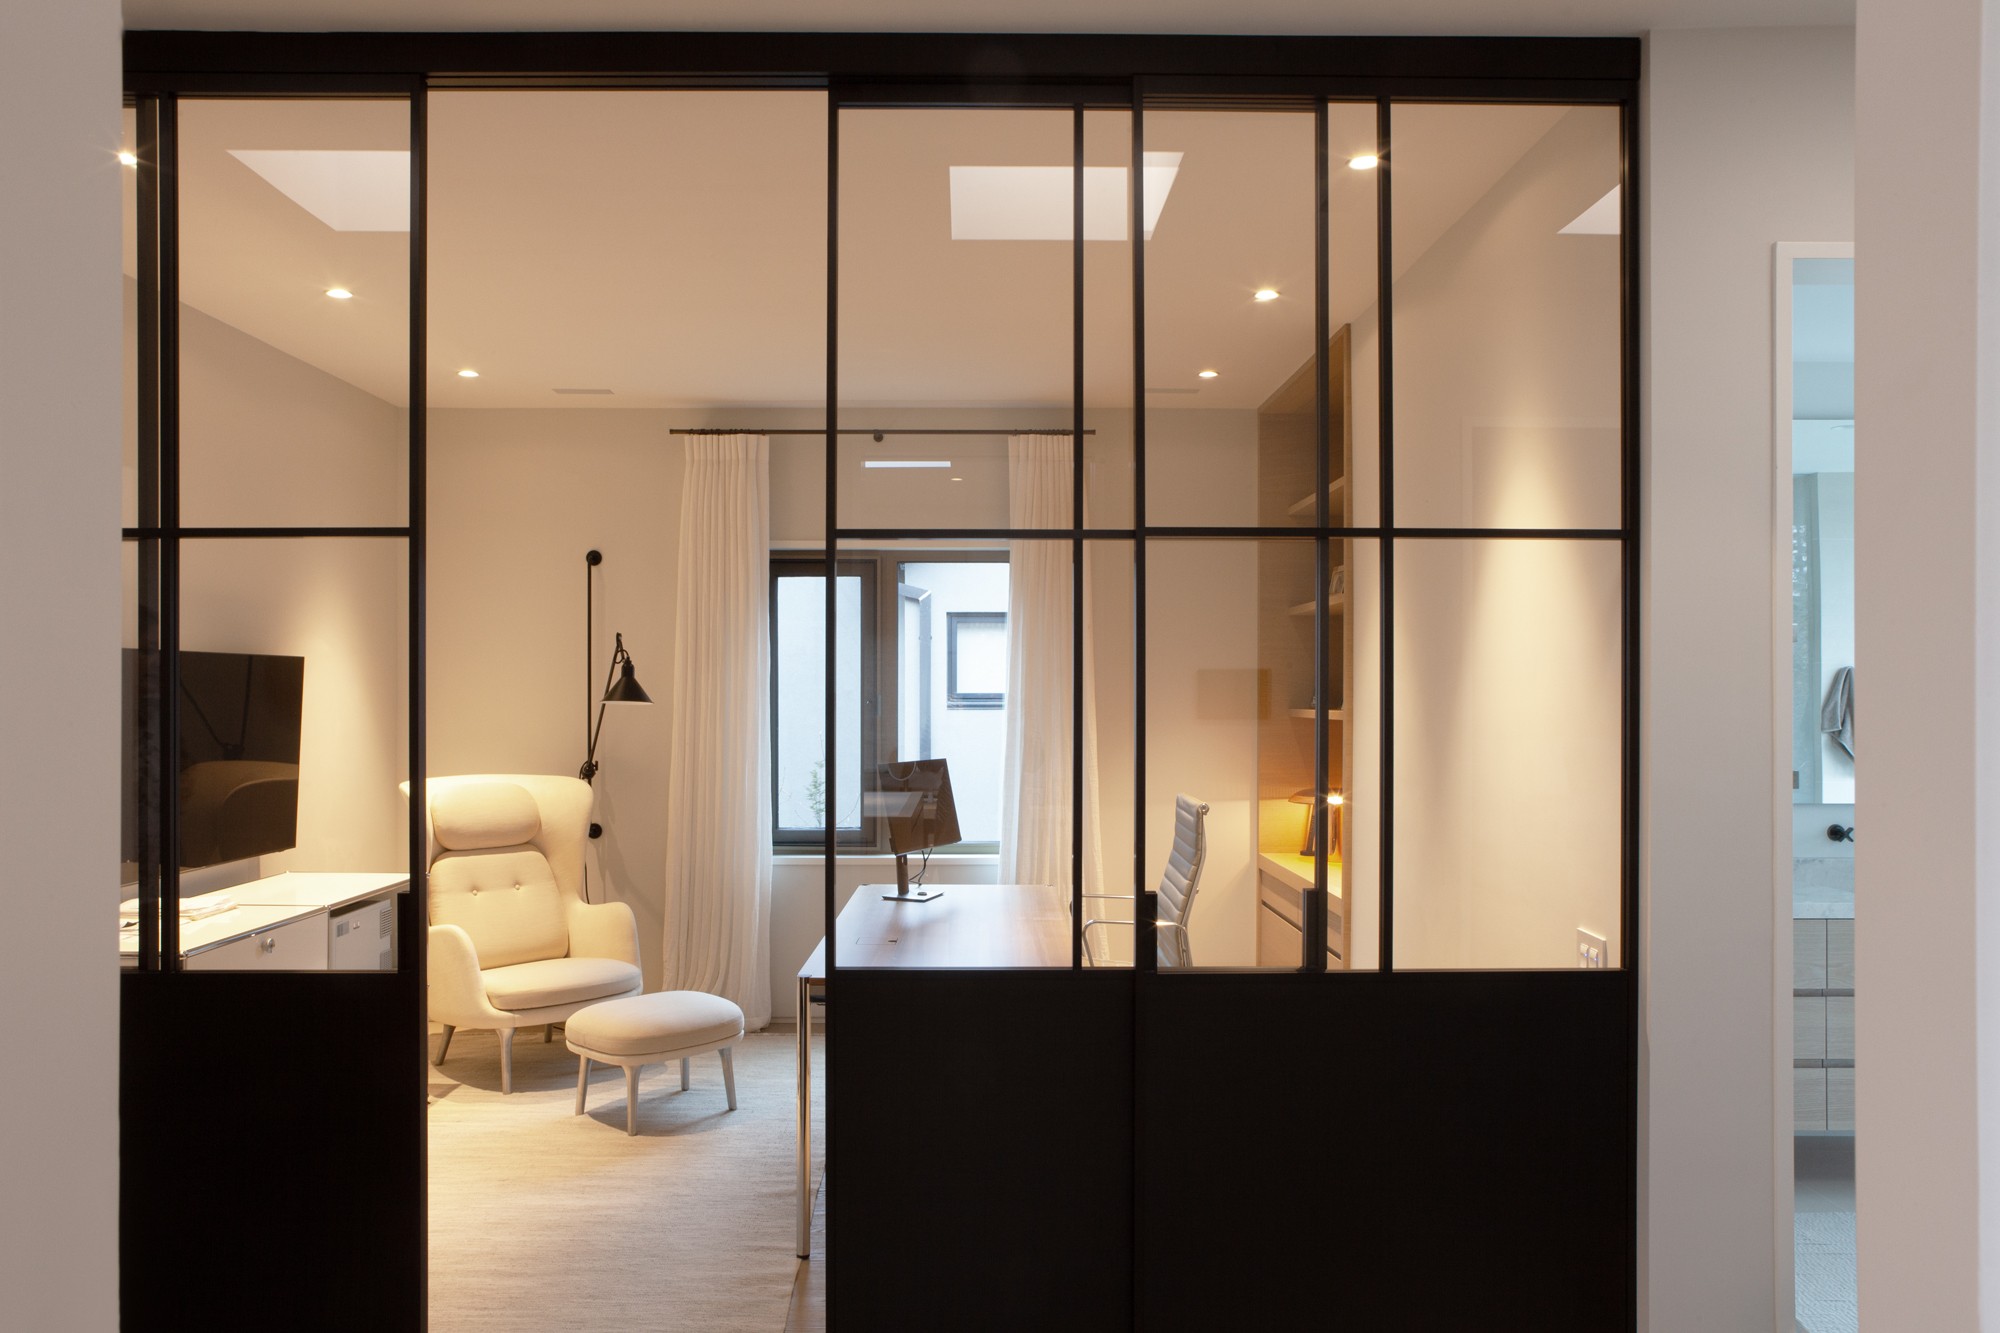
[669,427,1096,437]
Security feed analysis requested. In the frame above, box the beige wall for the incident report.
[0,0,121,1326]
[1644,25,1855,1332]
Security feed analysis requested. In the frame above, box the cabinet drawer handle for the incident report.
[260,936,277,954]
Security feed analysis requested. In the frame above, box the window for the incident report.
[946,612,1006,709]
[771,551,1009,850]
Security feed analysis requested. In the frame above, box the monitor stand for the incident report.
[881,852,942,903]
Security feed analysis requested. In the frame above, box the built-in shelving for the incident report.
[1285,708,1345,721]
[1288,595,1345,617]
[1285,477,1348,519]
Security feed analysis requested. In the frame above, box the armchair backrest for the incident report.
[1157,794,1208,969]
[426,775,593,969]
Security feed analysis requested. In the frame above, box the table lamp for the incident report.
[1289,787,1345,857]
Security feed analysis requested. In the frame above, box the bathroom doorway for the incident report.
[1775,242,1856,1333]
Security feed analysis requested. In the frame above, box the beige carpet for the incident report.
[429,1025,824,1333]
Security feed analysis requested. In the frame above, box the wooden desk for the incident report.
[795,883,1070,1256]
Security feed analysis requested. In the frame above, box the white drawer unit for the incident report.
[188,912,329,971]
[1793,914,1856,1135]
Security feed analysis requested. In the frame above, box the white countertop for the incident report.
[120,871,409,959]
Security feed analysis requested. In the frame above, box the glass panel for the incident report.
[772,559,869,846]
[1328,101,1381,529]
[1143,107,1321,529]
[122,104,143,530]
[1146,537,1378,970]
[837,108,1073,531]
[177,98,410,527]
[1391,538,1621,969]
[118,539,162,968]
[829,540,1068,968]
[1084,109,1136,529]
[166,538,410,971]
[1388,104,1622,530]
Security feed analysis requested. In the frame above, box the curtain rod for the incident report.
[669,427,1096,438]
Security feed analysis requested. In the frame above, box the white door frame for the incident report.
[1770,239,1854,1333]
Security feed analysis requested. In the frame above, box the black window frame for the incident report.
[770,554,878,849]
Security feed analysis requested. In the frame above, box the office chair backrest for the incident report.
[1157,794,1209,968]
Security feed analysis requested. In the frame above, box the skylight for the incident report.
[228,149,412,232]
[949,153,1183,241]
[1559,186,1620,236]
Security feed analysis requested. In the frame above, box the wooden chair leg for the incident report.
[434,1025,454,1066]
[625,1064,641,1136]
[500,1028,514,1095]
[574,1056,590,1116]
[720,1046,737,1111]
[680,1056,691,1091]
[544,1023,554,1043]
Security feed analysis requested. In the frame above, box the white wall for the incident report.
[1853,0,1994,1325]
[0,0,120,1326]
[1644,25,1855,1332]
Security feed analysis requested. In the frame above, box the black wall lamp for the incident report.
[581,549,652,838]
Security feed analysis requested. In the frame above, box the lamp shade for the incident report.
[603,654,651,705]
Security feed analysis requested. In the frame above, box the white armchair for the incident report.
[426,774,642,1092]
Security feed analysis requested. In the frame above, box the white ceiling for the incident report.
[149,91,1597,412]
[124,0,1853,37]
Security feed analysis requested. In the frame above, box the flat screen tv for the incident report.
[122,649,305,872]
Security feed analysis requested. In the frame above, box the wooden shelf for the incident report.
[1285,477,1348,519]
[1288,594,1345,617]
[1285,708,1345,721]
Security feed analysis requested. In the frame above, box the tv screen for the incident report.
[122,649,305,872]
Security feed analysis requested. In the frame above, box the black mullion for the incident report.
[1388,526,1623,541]
[822,92,840,1326]
[1130,90,1154,975]
[834,527,1134,542]
[1375,97,1395,974]
[1306,100,1330,974]
[404,86,428,981]
[176,526,413,539]
[158,93,182,973]
[1071,102,1085,971]
[134,97,162,974]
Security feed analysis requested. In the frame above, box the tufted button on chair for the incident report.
[426,774,643,1092]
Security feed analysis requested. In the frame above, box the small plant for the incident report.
[805,759,826,825]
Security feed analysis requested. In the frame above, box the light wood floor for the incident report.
[785,1175,827,1332]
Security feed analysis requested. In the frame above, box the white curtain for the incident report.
[999,433,1104,900]
[661,434,773,1029]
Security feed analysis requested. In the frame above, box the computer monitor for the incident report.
[871,757,960,902]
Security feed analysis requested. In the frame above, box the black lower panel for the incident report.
[121,970,427,1332]
[829,968,1135,1332]
[1137,969,1634,1332]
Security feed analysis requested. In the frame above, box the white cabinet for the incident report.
[189,911,328,970]
[1794,916,1855,1133]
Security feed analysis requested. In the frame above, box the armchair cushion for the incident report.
[430,846,567,969]
[432,780,542,851]
[481,956,642,1012]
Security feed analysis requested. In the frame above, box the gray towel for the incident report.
[1821,666,1855,760]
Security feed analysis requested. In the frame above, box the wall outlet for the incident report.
[1576,928,1608,970]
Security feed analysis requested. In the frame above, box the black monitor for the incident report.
[123,649,305,872]
[871,757,959,903]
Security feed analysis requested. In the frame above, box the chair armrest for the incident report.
[1078,893,1134,902]
[426,924,508,1028]
[567,897,641,969]
[1080,917,1135,931]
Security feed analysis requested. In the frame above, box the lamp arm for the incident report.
[579,656,620,782]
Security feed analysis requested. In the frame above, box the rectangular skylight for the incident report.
[228,149,412,232]
[863,460,952,469]
[1559,186,1621,236]
[949,153,1182,241]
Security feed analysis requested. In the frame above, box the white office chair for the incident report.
[1082,794,1208,967]
[425,774,643,1093]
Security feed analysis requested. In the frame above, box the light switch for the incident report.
[1576,927,1608,970]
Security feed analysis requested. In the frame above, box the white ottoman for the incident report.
[566,991,745,1135]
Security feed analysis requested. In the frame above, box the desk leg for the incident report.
[796,974,814,1259]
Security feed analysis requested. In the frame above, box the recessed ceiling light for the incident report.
[117,151,138,167]
[325,287,354,300]
[1348,154,1380,171]
[1254,288,1280,302]
[457,369,480,379]
[1559,185,1621,236]
[228,149,411,232]
[863,460,951,469]
[949,152,1183,242]
[1197,369,1219,379]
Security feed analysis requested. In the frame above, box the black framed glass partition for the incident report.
[123,31,1640,1332]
